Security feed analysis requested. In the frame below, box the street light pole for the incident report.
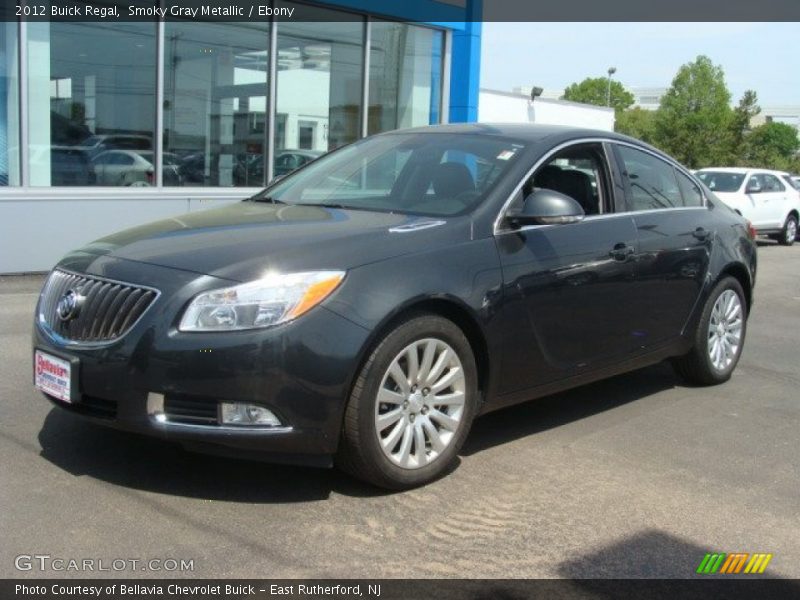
[606,67,617,107]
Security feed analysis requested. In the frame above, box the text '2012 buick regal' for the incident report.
[33,124,757,489]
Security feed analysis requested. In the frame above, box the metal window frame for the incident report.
[155,10,165,187]
[360,18,371,138]
[18,19,28,186]
[5,6,453,196]
[441,29,452,124]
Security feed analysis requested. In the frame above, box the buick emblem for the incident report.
[57,289,84,322]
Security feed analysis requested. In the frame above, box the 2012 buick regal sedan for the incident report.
[33,124,757,489]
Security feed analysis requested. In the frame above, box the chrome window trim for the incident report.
[493,137,709,235]
[37,268,161,348]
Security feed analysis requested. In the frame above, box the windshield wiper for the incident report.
[249,195,286,204]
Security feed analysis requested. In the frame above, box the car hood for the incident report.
[70,201,467,282]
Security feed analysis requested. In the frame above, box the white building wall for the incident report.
[478,89,615,131]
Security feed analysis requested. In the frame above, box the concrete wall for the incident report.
[478,89,615,131]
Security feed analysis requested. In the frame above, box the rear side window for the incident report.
[675,170,704,207]
[616,145,682,211]
[762,174,785,192]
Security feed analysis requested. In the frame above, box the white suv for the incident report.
[696,167,800,245]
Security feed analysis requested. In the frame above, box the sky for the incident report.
[479,22,800,107]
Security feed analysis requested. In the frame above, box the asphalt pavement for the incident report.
[1,242,798,579]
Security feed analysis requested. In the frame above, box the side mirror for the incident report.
[507,188,585,227]
[745,180,761,194]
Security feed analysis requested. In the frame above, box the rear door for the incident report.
[760,173,790,228]
[611,143,715,349]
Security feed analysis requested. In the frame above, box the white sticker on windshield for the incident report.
[497,150,516,161]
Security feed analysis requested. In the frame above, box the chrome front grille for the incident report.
[39,269,159,343]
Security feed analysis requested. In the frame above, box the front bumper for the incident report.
[33,254,371,466]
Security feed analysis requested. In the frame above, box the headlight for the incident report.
[179,271,345,332]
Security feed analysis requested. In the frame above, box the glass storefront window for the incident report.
[275,5,364,162]
[368,21,443,136]
[27,22,156,186]
[1,22,19,186]
[164,21,269,187]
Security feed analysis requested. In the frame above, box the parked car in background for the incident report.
[34,124,757,489]
[780,172,800,192]
[91,150,155,186]
[696,167,800,245]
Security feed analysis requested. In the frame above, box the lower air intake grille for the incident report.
[164,394,219,425]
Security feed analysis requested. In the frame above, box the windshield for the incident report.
[696,171,745,193]
[252,132,527,216]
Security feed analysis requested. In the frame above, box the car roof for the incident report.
[379,122,680,164]
[395,122,630,143]
[698,167,790,176]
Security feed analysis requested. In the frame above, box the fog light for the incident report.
[219,402,282,427]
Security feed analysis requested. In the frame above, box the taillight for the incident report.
[745,220,757,240]
[146,170,154,185]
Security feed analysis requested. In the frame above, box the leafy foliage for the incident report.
[563,77,635,113]
[561,56,800,173]
[741,122,800,171]
[653,56,733,168]
[615,107,657,144]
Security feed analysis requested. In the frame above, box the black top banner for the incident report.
[3,0,800,22]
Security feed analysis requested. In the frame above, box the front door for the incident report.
[495,142,641,392]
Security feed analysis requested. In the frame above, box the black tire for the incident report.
[778,215,797,246]
[671,276,747,386]
[336,313,478,490]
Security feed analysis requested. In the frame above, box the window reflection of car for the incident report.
[274,149,324,177]
[178,152,206,185]
[77,134,152,159]
[29,144,95,186]
[91,150,156,186]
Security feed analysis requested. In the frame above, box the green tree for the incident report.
[563,77,635,113]
[615,107,657,143]
[742,122,800,170]
[654,55,733,168]
[728,90,760,164]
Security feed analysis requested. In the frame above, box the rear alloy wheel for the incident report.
[337,314,478,489]
[779,215,797,246]
[672,276,747,385]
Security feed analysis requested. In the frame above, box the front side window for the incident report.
[27,22,157,186]
[256,133,526,217]
[523,143,609,216]
[616,145,682,211]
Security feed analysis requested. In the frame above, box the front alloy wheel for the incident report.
[375,339,466,469]
[337,314,478,489]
